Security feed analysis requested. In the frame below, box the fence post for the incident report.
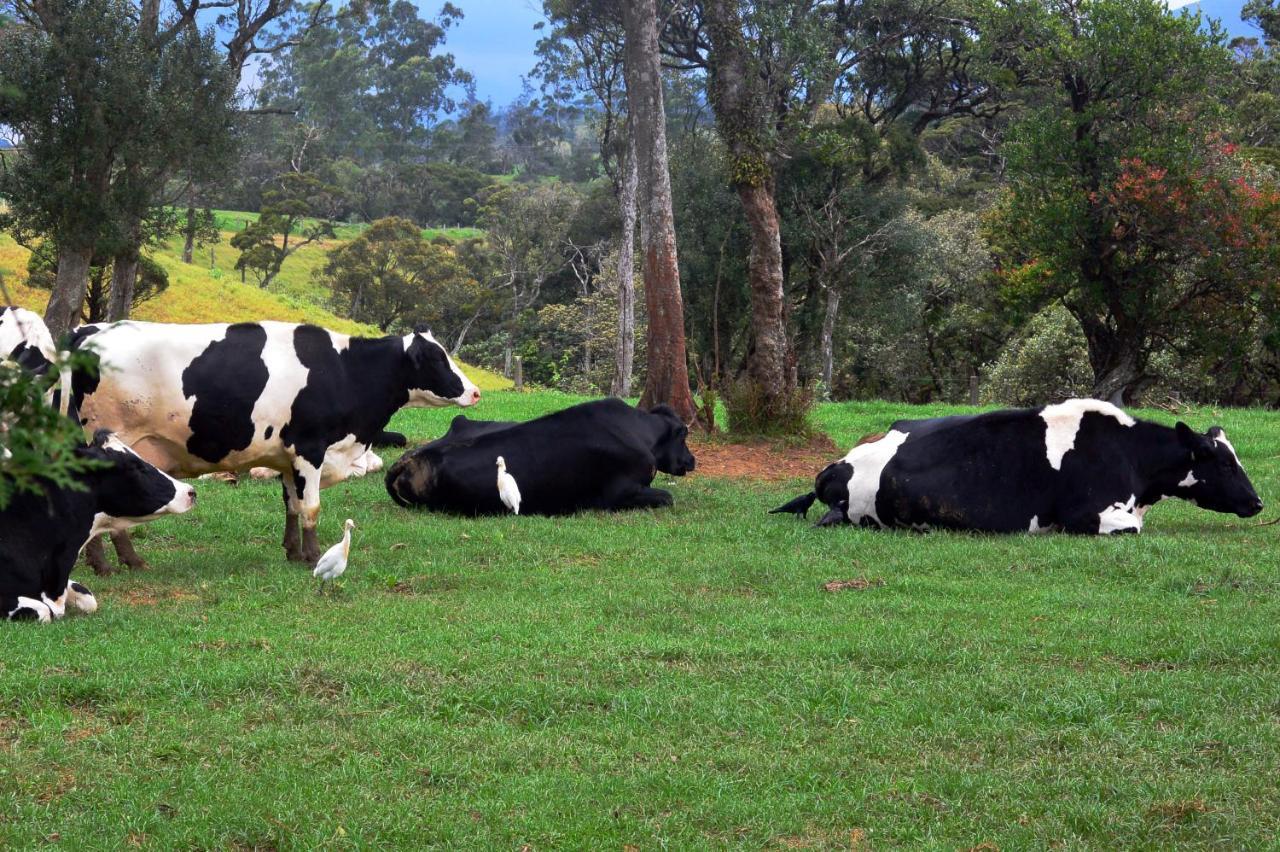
[210,247,216,270]
[514,356,524,392]
[969,374,980,406]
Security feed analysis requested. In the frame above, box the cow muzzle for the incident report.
[167,486,197,514]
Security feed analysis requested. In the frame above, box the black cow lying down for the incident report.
[772,399,1263,534]
[2,431,196,622]
[385,399,696,515]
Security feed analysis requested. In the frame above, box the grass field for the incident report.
[2,392,1277,848]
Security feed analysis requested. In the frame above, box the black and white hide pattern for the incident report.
[0,306,73,417]
[1,431,195,622]
[69,320,481,564]
[385,398,696,515]
[772,399,1264,535]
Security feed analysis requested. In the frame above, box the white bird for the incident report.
[496,456,522,515]
[313,518,355,591]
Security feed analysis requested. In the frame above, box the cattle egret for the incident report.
[496,456,522,515]
[314,519,355,590]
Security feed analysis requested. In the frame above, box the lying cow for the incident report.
[2,430,196,622]
[772,399,1263,534]
[385,399,695,515]
[69,320,480,565]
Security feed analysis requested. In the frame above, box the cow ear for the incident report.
[1176,422,1212,459]
[412,323,431,335]
[91,429,111,448]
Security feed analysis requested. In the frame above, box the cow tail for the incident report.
[57,361,72,419]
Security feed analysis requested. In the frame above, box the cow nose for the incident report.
[470,389,481,403]
[187,487,197,505]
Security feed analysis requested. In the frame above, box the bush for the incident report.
[722,379,815,440]
[981,304,1093,407]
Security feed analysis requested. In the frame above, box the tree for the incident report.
[623,0,694,420]
[0,0,307,336]
[320,216,485,333]
[994,0,1261,402]
[474,181,579,375]
[538,0,639,397]
[660,0,996,429]
[27,241,168,323]
[231,171,341,289]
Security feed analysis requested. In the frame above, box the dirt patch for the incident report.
[114,587,199,607]
[687,433,839,482]
[822,577,885,593]
[1149,799,1213,824]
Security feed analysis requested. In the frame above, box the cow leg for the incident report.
[65,581,98,615]
[83,534,116,577]
[610,484,674,511]
[290,459,324,564]
[281,478,305,562]
[110,530,148,571]
[5,597,53,623]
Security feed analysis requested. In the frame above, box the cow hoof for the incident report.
[285,549,309,564]
[122,557,150,571]
[88,560,116,577]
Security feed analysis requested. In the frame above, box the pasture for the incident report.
[2,392,1278,849]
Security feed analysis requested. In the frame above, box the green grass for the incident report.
[211,209,482,243]
[2,392,1277,848]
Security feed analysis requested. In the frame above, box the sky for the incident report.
[440,0,547,107]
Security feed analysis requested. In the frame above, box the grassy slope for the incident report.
[1,392,1276,848]
[0,232,510,392]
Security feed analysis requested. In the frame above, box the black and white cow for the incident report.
[1,306,71,415]
[772,399,1264,534]
[2,430,196,622]
[69,320,480,563]
[385,398,696,515]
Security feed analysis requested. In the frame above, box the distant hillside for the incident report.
[1177,0,1265,40]
[0,229,512,392]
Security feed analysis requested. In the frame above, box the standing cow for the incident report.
[2,430,196,622]
[772,399,1263,534]
[70,320,480,564]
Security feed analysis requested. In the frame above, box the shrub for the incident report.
[722,379,815,440]
[982,304,1093,407]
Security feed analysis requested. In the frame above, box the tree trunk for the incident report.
[737,181,789,398]
[820,286,839,396]
[107,221,143,322]
[624,0,695,422]
[612,133,638,398]
[1075,309,1144,405]
[44,242,94,337]
[451,311,479,355]
[182,205,196,264]
[704,0,793,421]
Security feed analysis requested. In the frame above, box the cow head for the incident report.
[402,328,481,408]
[648,405,696,475]
[84,430,197,527]
[1174,423,1263,518]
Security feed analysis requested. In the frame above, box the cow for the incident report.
[771,399,1264,534]
[1,306,72,416]
[2,430,196,622]
[384,398,696,515]
[68,320,481,565]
